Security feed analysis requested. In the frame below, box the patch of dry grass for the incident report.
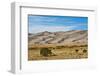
[28,45,88,60]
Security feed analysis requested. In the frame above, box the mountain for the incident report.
[28,30,87,45]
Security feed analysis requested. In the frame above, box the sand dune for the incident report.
[28,30,87,46]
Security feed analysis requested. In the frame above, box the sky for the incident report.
[28,15,88,33]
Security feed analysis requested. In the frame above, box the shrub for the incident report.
[83,49,87,53]
[75,49,79,53]
[40,48,52,57]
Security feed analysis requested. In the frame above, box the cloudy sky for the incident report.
[28,15,88,33]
